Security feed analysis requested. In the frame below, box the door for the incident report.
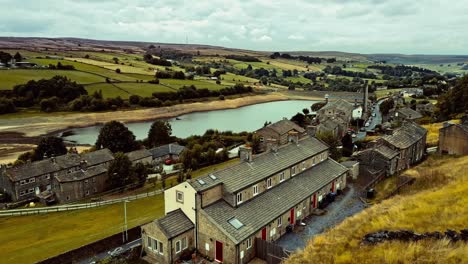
[312,193,317,208]
[261,228,267,240]
[290,208,295,225]
[331,181,335,192]
[215,241,223,262]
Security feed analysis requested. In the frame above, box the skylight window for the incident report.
[228,218,244,229]
[209,174,217,180]
[197,179,206,185]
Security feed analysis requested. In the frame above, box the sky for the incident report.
[0,0,466,54]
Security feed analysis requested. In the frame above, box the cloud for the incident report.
[0,0,466,54]
[288,34,305,40]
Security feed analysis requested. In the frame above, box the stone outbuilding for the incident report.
[126,149,153,165]
[438,121,468,155]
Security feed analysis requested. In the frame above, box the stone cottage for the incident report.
[254,119,306,152]
[438,121,468,155]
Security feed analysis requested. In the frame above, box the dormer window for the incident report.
[291,166,296,176]
[236,192,243,204]
[280,172,285,182]
[302,162,306,170]
[267,178,272,189]
[253,185,258,196]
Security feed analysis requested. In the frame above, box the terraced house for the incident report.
[142,135,349,264]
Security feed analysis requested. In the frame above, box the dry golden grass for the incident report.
[286,155,468,264]
[422,119,461,146]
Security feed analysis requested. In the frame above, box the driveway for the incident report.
[275,184,366,251]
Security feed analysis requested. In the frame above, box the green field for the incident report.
[0,69,104,89]
[160,79,228,90]
[286,76,312,84]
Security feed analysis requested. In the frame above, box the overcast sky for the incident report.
[0,0,466,54]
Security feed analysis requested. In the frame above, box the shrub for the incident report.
[219,95,225,100]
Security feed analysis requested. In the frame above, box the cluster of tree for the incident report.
[316,131,341,160]
[107,153,149,189]
[184,65,211,75]
[179,129,248,170]
[155,70,185,79]
[152,83,253,101]
[0,97,16,114]
[143,53,172,67]
[48,62,75,70]
[269,52,336,64]
[379,98,395,115]
[323,66,377,79]
[437,75,468,119]
[368,65,438,77]
[95,121,140,153]
[325,77,367,92]
[0,51,22,65]
[16,136,68,165]
[68,91,127,112]
[225,55,261,62]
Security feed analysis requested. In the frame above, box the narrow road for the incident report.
[78,238,142,264]
[354,98,385,142]
[275,184,366,251]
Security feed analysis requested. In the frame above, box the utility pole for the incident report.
[123,200,129,243]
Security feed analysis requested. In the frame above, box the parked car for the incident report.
[108,247,124,257]
[372,112,376,117]
[365,122,370,127]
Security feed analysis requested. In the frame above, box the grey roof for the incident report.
[149,143,186,159]
[202,159,348,244]
[319,118,341,130]
[190,137,329,193]
[440,122,468,134]
[340,160,359,167]
[155,209,194,239]
[320,99,354,113]
[262,119,306,135]
[382,121,427,149]
[374,145,399,159]
[55,164,108,183]
[6,149,113,182]
[397,108,423,120]
[126,149,152,162]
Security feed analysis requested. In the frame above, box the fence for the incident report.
[0,188,162,217]
[255,238,291,264]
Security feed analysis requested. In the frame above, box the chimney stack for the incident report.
[266,138,279,153]
[288,131,299,145]
[306,125,317,136]
[363,81,369,114]
[239,146,253,163]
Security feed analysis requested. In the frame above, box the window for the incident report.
[205,243,210,251]
[175,240,181,253]
[29,178,35,183]
[159,241,164,255]
[270,227,276,237]
[277,217,282,227]
[84,179,88,184]
[28,188,34,193]
[147,236,152,249]
[182,237,187,250]
[66,196,70,201]
[280,172,285,182]
[313,157,316,166]
[259,137,264,142]
[92,177,96,183]
[303,200,307,210]
[253,185,258,196]
[291,166,296,176]
[85,190,90,196]
[20,180,27,185]
[246,238,252,249]
[302,162,306,170]
[152,238,158,252]
[240,250,245,259]
[267,178,272,189]
[176,191,184,203]
[236,192,243,204]
[45,174,50,180]
[19,190,26,196]
[229,218,244,229]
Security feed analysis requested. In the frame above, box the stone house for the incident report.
[392,107,423,122]
[144,136,349,263]
[126,149,153,165]
[380,121,427,172]
[316,118,346,138]
[0,149,113,203]
[149,143,186,165]
[340,160,360,180]
[438,121,468,155]
[352,144,399,178]
[53,164,108,203]
[416,103,434,115]
[142,209,195,263]
[254,119,306,152]
[317,99,354,124]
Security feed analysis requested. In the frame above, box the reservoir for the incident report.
[63,100,318,145]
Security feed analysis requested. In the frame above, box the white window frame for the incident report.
[20,180,27,185]
[246,238,252,249]
[237,192,243,204]
[28,188,34,193]
[291,166,296,176]
[159,241,164,255]
[29,178,35,183]
[253,185,258,196]
[205,242,210,251]
[19,190,26,196]
[45,174,50,180]
[277,216,282,227]
[147,236,152,250]
[85,190,90,196]
[280,172,285,182]
[152,238,158,252]
[302,161,306,170]
[182,237,187,250]
[176,191,184,203]
[267,178,272,189]
[175,240,181,253]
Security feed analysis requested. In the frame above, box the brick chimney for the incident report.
[288,131,299,144]
[239,146,253,162]
[266,138,279,153]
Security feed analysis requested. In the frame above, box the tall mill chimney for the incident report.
[363,80,369,114]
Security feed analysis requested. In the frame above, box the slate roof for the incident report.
[126,149,152,162]
[375,145,399,159]
[319,118,341,130]
[202,159,348,244]
[190,136,329,193]
[55,164,108,183]
[149,143,186,159]
[397,108,423,120]
[440,122,468,134]
[340,160,359,167]
[320,99,354,113]
[154,209,194,239]
[262,119,306,135]
[5,149,113,182]
[381,121,427,149]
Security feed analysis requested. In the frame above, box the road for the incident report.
[78,238,142,264]
[354,98,386,142]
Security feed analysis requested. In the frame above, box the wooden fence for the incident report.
[255,238,291,264]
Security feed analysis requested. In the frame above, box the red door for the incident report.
[215,241,223,262]
[290,208,295,224]
[261,228,267,240]
[312,193,317,208]
[331,181,335,192]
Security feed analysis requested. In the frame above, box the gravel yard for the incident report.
[276,184,366,251]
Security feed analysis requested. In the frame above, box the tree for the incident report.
[129,95,141,105]
[251,134,261,154]
[107,152,133,189]
[0,98,16,114]
[13,52,22,62]
[302,108,310,115]
[113,57,119,64]
[33,136,67,161]
[133,162,149,186]
[0,51,12,65]
[291,113,306,127]
[147,120,172,147]
[95,121,139,153]
[341,133,353,157]
[311,102,326,111]
[115,68,121,73]
[316,131,341,160]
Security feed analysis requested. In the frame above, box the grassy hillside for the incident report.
[422,119,461,146]
[286,155,468,264]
